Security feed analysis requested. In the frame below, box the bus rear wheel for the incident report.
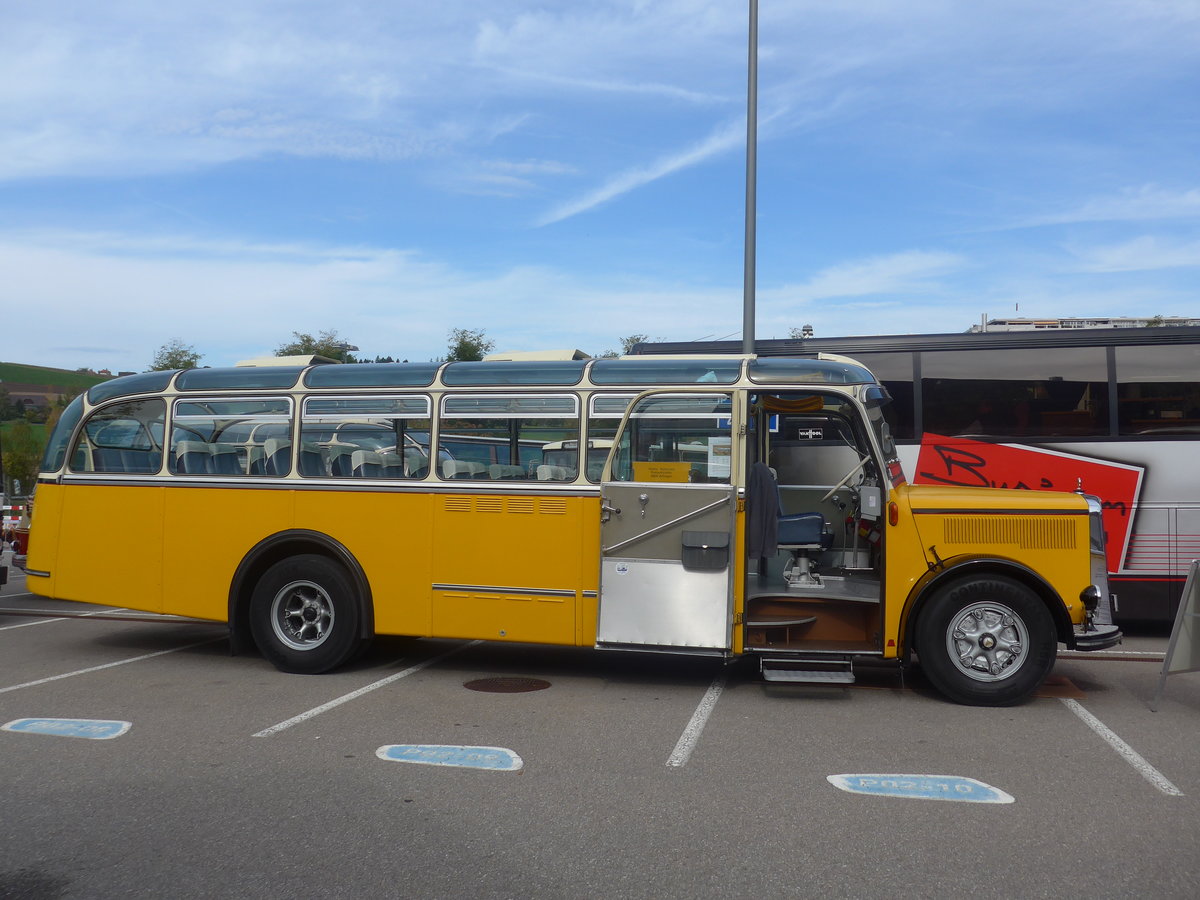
[915,576,1056,706]
[250,554,364,674]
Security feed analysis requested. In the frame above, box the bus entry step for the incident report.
[761,658,855,684]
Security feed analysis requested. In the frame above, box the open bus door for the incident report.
[597,390,742,653]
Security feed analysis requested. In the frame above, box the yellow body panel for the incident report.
[31,483,603,643]
[294,489,435,638]
[732,499,747,655]
[29,479,1087,658]
[430,492,596,645]
[575,501,601,645]
[163,487,294,621]
[880,486,930,659]
[29,483,166,613]
[24,483,64,590]
[881,483,1091,657]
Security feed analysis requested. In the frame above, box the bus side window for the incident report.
[585,394,635,482]
[614,393,733,484]
[437,394,580,482]
[69,399,166,475]
[299,396,433,479]
[170,398,293,477]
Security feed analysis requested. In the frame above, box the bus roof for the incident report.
[633,324,1200,357]
[84,355,879,404]
[82,355,873,405]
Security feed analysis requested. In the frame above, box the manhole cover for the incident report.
[464,676,552,693]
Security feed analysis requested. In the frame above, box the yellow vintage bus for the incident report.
[24,352,1120,705]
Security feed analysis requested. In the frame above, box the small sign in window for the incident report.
[632,461,692,483]
[707,437,731,478]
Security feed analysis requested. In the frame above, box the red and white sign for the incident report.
[914,434,1143,572]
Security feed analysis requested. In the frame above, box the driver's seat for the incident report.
[778,510,834,588]
[750,462,833,588]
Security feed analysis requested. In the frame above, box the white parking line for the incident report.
[0,606,127,632]
[667,671,726,768]
[0,637,225,695]
[253,641,481,737]
[0,616,67,632]
[1061,698,1184,797]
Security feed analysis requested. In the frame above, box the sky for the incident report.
[1,0,1199,372]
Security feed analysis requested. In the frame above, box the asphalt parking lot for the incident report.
[2,556,1199,900]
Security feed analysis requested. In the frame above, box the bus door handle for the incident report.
[600,502,621,523]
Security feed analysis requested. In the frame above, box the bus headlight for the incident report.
[1079,585,1101,612]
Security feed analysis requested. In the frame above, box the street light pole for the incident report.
[742,0,758,356]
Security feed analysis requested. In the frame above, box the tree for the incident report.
[0,386,15,421]
[620,334,651,355]
[444,328,494,362]
[2,419,43,500]
[149,338,203,371]
[276,329,359,363]
[596,334,656,358]
[43,392,80,437]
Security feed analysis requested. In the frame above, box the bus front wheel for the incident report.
[915,576,1056,706]
[250,554,364,674]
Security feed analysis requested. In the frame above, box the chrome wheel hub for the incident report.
[946,602,1028,682]
[271,580,334,651]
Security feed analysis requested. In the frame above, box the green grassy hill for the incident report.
[0,420,48,443]
[0,362,112,393]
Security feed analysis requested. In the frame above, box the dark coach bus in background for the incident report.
[636,323,1200,624]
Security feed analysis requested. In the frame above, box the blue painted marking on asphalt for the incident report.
[376,744,523,772]
[2,718,132,740]
[827,773,1014,804]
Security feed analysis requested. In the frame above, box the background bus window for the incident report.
[69,399,165,474]
[582,394,636,482]
[853,351,915,440]
[613,394,733,484]
[301,396,432,478]
[438,394,579,481]
[170,398,293,476]
[1116,344,1200,435]
[921,347,1108,438]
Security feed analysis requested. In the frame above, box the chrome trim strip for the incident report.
[57,474,601,497]
[912,507,1088,516]
[24,569,51,578]
[432,583,578,598]
[752,648,884,657]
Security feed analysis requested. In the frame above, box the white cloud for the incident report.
[0,228,742,369]
[1066,235,1200,272]
[477,65,731,106]
[766,250,967,304]
[445,157,578,197]
[535,118,745,226]
[3,1,1200,367]
[1028,186,1200,227]
[3,1,1198,183]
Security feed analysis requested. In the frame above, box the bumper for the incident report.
[1072,623,1123,652]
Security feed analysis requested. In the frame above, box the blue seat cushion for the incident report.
[778,512,828,546]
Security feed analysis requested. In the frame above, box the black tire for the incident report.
[249,554,365,674]
[915,576,1057,706]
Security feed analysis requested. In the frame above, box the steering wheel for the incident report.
[821,457,869,503]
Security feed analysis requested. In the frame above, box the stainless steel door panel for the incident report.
[598,483,736,651]
[598,558,730,648]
